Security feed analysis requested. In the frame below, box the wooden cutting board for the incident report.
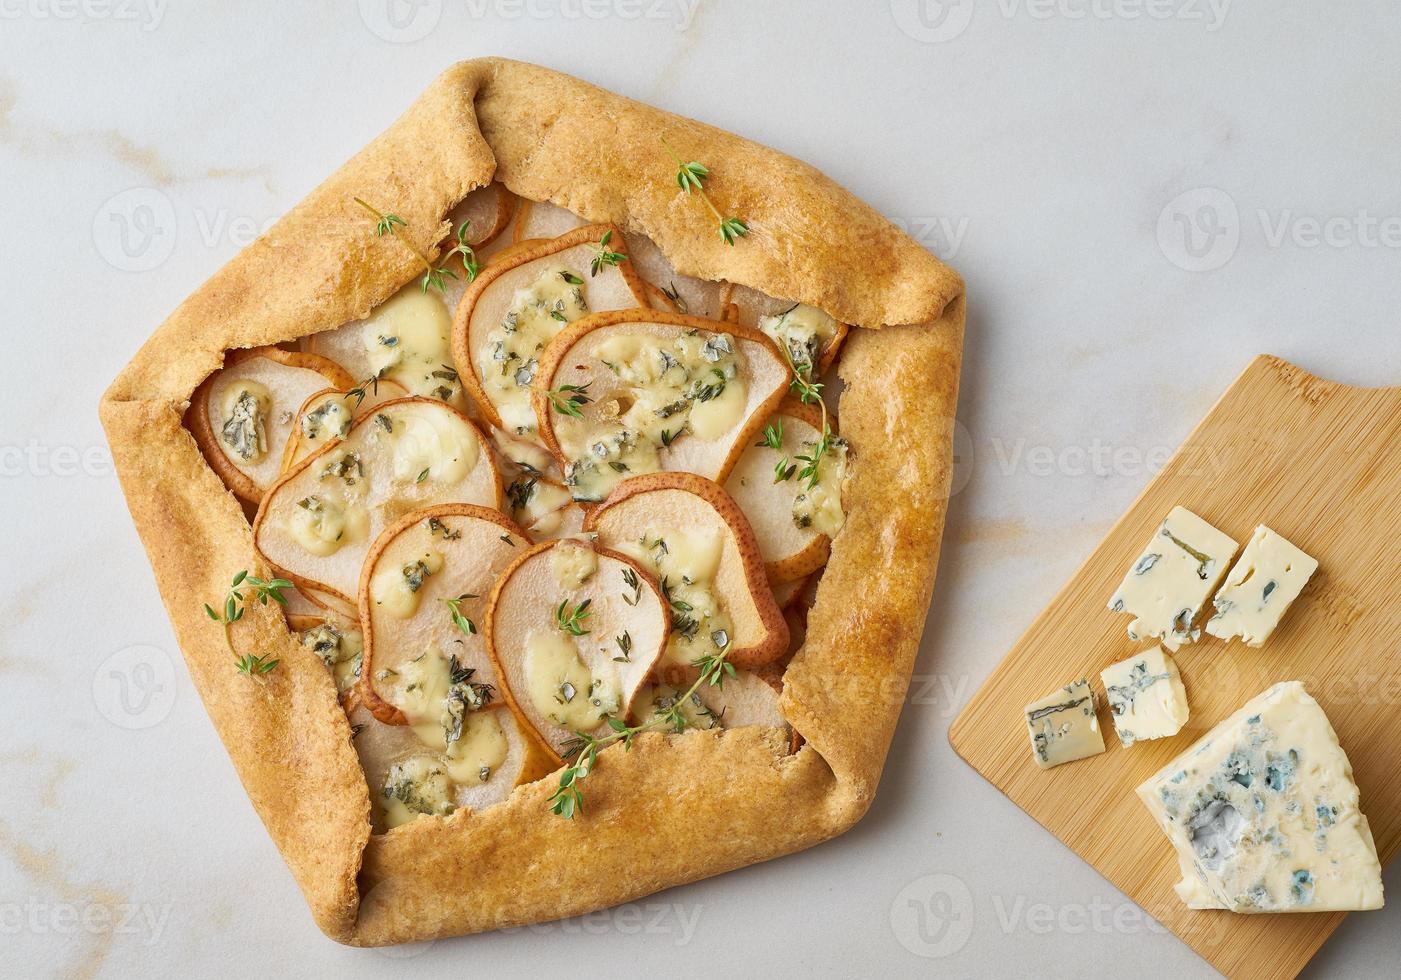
[949,355,1401,980]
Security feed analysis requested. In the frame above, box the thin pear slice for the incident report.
[253,397,500,605]
[752,300,849,377]
[504,474,585,541]
[583,473,789,670]
[633,667,787,732]
[511,198,588,243]
[190,347,354,503]
[486,539,669,761]
[718,284,850,376]
[724,397,848,583]
[444,182,518,249]
[451,224,651,435]
[287,613,364,700]
[534,309,789,503]
[279,379,410,473]
[356,503,526,726]
[770,577,803,609]
[346,701,553,833]
[622,231,728,321]
[302,282,467,408]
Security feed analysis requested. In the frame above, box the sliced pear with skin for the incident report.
[253,397,500,605]
[279,379,411,473]
[486,539,669,762]
[770,577,804,609]
[622,231,728,320]
[287,613,364,700]
[752,300,849,377]
[190,346,354,503]
[724,397,847,583]
[443,182,518,250]
[302,282,466,408]
[485,428,583,541]
[355,503,528,727]
[511,198,588,243]
[451,224,651,435]
[583,472,788,671]
[346,700,554,833]
[504,474,584,541]
[534,309,789,503]
[634,667,787,732]
[280,584,329,619]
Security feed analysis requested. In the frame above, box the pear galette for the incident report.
[101,59,965,944]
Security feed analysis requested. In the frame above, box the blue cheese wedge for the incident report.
[1137,681,1384,913]
[1108,506,1239,651]
[1205,525,1318,647]
[1101,646,1189,746]
[1025,678,1105,769]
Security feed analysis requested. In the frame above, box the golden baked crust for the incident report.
[99,58,965,944]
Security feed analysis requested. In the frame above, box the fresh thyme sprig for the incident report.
[444,594,479,636]
[545,382,592,419]
[203,570,291,678]
[555,598,593,636]
[661,137,749,246]
[547,640,734,818]
[779,344,835,491]
[440,219,481,283]
[589,230,626,277]
[354,197,473,294]
[620,567,643,607]
[347,370,385,409]
[235,653,280,676]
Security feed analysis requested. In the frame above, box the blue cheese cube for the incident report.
[1137,681,1384,913]
[1108,506,1238,651]
[1025,678,1105,769]
[1100,646,1189,746]
[1205,525,1318,647]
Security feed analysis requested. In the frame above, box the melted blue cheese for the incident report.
[383,404,480,485]
[1206,525,1319,647]
[1138,681,1384,912]
[523,629,619,730]
[381,756,456,828]
[1108,506,1239,651]
[1025,678,1105,769]
[561,330,747,502]
[361,285,461,403]
[479,265,590,433]
[287,491,367,556]
[618,526,732,669]
[299,622,363,695]
[1100,646,1189,746]
[219,381,272,462]
[369,548,444,618]
[757,304,837,376]
[792,436,849,537]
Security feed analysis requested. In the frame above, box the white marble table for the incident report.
[3,2,1399,976]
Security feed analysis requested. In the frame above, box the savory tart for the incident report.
[101,59,964,945]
